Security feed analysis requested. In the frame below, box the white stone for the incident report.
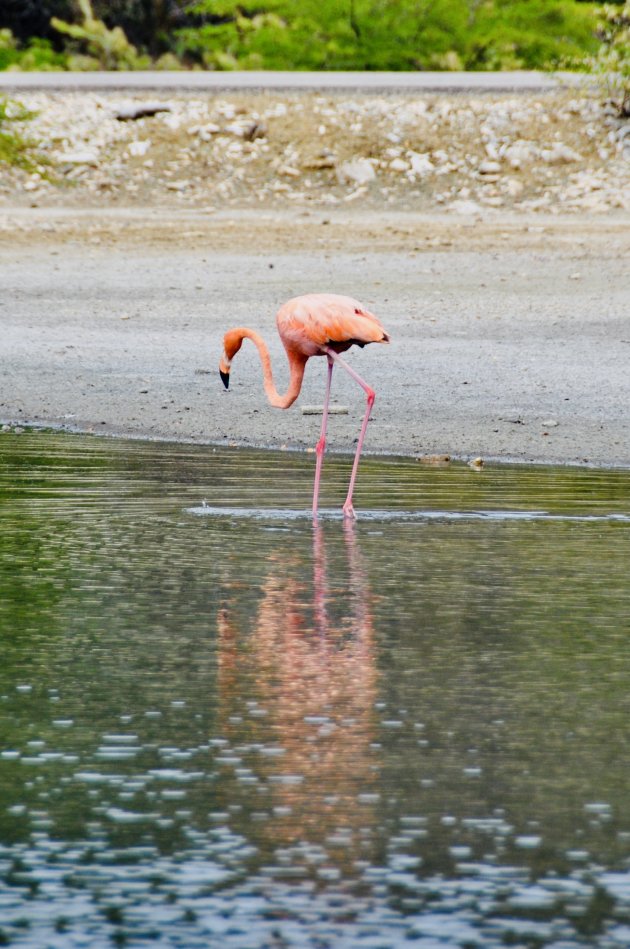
[504,178,524,197]
[503,140,539,168]
[336,158,376,186]
[479,160,502,175]
[447,199,483,215]
[390,158,410,172]
[128,140,151,157]
[408,151,434,176]
[56,149,99,165]
[541,142,582,164]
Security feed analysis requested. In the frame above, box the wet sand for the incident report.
[1,207,629,467]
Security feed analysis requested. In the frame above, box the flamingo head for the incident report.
[219,357,230,389]
[219,330,245,389]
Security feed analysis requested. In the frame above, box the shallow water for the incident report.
[2,431,630,948]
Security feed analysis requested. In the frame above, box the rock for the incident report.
[468,457,484,469]
[504,177,524,197]
[128,140,151,157]
[56,149,99,165]
[116,102,171,121]
[337,158,376,186]
[243,121,267,142]
[503,141,539,169]
[447,199,483,216]
[541,142,582,164]
[408,151,434,176]
[390,158,410,172]
[190,122,221,141]
[478,160,502,175]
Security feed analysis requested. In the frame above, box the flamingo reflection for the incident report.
[217,522,379,873]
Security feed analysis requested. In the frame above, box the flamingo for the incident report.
[219,293,389,518]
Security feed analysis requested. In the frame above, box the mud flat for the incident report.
[1,206,628,467]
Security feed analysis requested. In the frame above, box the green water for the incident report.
[1,431,630,948]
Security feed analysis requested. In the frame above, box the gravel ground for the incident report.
[0,88,628,467]
[2,88,628,214]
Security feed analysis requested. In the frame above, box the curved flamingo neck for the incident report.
[233,328,307,409]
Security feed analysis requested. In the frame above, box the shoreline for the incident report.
[3,417,630,474]
[2,206,628,471]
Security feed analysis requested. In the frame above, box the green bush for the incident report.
[0,96,49,173]
[0,0,605,72]
[176,0,599,71]
[465,0,599,70]
[591,1,630,115]
[51,0,150,69]
[0,27,67,71]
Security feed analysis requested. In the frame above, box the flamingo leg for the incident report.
[324,347,375,519]
[312,354,334,518]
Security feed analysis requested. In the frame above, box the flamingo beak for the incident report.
[220,369,230,389]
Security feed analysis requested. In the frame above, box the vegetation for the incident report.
[177,0,600,71]
[0,96,49,173]
[0,27,67,71]
[50,0,151,70]
[0,0,604,72]
[591,1,630,114]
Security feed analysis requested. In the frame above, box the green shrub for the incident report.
[51,0,150,69]
[176,0,599,71]
[0,27,67,71]
[591,1,630,115]
[0,0,605,73]
[0,97,49,173]
[465,0,599,69]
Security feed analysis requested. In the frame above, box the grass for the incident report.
[0,98,50,174]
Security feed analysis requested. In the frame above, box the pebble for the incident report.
[478,160,502,175]
[337,158,377,186]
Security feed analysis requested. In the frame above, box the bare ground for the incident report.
[1,89,628,467]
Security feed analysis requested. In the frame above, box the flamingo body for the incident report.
[219,293,389,518]
[276,293,388,357]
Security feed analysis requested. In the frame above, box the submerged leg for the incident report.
[312,355,334,518]
[324,347,375,519]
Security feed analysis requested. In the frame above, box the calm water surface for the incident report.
[1,432,630,948]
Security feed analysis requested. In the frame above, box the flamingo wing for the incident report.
[277,293,389,356]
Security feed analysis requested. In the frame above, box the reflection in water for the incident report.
[1,432,630,947]
[218,523,378,870]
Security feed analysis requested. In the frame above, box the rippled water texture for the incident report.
[2,432,630,948]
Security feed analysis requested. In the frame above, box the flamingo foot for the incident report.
[342,501,357,519]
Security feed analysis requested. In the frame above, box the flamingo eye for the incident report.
[355,307,361,314]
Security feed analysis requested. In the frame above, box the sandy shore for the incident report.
[1,205,629,467]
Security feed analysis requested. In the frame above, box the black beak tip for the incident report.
[220,370,230,389]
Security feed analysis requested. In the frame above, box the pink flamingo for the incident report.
[219,293,389,518]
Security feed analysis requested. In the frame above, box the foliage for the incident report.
[0,1,187,54]
[465,0,600,70]
[591,1,630,115]
[176,0,599,71]
[0,0,605,72]
[0,27,67,71]
[0,96,49,173]
[50,0,151,69]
